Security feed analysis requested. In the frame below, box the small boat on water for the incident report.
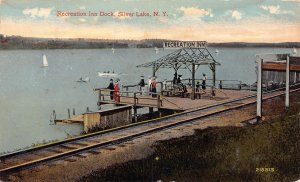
[98,72,119,78]
[215,49,219,54]
[76,77,90,82]
[112,47,115,54]
[41,54,48,67]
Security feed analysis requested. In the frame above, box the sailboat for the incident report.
[215,49,219,54]
[154,47,159,54]
[76,76,90,82]
[41,54,48,67]
[292,47,297,55]
[112,47,115,54]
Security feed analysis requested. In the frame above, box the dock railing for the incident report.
[94,88,162,108]
[173,78,244,90]
[122,82,164,94]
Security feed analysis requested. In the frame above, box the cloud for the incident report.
[1,16,299,43]
[79,18,86,22]
[157,16,169,24]
[179,7,214,18]
[281,0,300,7]
[281,0,300,2]
[260,5,280,14]
[231,10,242,20]
[260,5,294,14]
[23,7,53,18]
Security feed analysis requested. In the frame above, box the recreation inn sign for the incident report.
[163,41,207,49]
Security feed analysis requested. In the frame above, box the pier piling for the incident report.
[68,108,71,119]
[285,55,290,109]
[257,58,263,123]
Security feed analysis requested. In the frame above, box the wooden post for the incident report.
[73,108,75,115]
[191,63,195,100]
[219,80,223,89]
[213,65,216,88]
[160,82,163,93]
[134,92,137,106]
[149,107,154,113]
[133,92,137,122]
[152,65,156,77]
[285,55,290,109]
[52,110,56,120]
[239,81,242,90]
[98,89,102,105]
[157,95,161,108]
[257,58,263,123]
[126,87,129,97]
[68,108,71,119]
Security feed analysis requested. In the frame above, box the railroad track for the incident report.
[0,87,299,176]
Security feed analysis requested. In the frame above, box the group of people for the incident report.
[138,76,157,97]
[173,73,207,91]
[107,78,120,102]
[172,73,182,84]
[106,73,207,102]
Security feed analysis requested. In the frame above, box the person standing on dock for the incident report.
[147,76,152,94]
[196,81,201,99]
[163,79,167,90]
[173,73,177,84]
[107,79,114,100]
[196,81,200,92]
[138,76,146,95]
[202,74,206,90]
[114,79,120,103]
[150,77,157,97]
[177,74,182,84]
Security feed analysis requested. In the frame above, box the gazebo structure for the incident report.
[136,41,220,99]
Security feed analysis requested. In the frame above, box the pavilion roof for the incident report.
[136,47,220,71]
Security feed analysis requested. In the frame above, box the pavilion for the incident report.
[136,41,221,99]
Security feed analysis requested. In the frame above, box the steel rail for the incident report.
[1,87,299,175]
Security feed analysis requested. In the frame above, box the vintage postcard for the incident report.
[0,0,299,181]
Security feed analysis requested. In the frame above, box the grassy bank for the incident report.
[80,111,299,181]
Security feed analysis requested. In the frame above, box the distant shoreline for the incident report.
[0,35,299,49]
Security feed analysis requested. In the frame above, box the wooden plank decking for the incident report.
[100,89,255,111]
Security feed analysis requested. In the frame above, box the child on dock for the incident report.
[202,74,206,90]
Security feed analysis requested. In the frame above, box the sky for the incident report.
[0,0,299,42]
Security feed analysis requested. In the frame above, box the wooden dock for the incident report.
[96,88,255,111]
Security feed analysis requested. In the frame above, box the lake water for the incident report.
[0,47,297,153]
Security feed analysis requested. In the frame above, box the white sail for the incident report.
[42,54,48,67]
[215,49,219,54]
[77,76,90,82]
[112,47,115,53]
[154,47,159,54]
[292,47,297,55]
[83,77,90,82]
